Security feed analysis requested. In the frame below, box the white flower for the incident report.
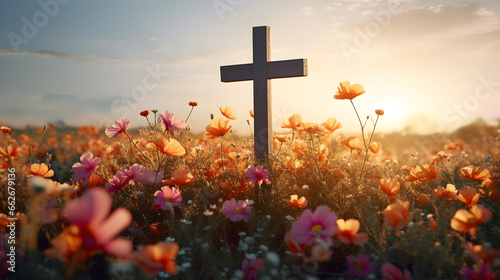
[238,232,247,237]
[259,245,268,251]
[244,236,255,244]
[210,204,217,209]
[203,226,211,231]
[245,199,255,205]
[218,198,223,203]
[203,210,213,216]
[181,262,191,269]
[166,237,175,242]
[285,215,295,221]
[257,228,264,232]
[265,252,280,266]
[238,241,249,251]
[245,253,257,260]
[188,200,193,205]
[266,215,271,220]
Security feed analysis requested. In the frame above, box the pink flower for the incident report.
[61,188,132,258]
[241,258,265,280]
[345,254,375,278]
[72,152,101,186]
[153,186,182,210]
[460,263,496,280]
[160,110,187,133]
[222,198,250,222]
[130,164,163,185]
[105,118,130,138]
[381,263,412,280]
[245,165,271,187]
[106,168,133,192]
[290,205,338,246]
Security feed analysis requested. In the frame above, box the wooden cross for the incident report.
[220,26,308,160]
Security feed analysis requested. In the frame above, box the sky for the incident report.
[1,0,499,135]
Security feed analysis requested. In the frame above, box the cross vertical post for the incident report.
[220,26,308,161]
[252,26,272,160]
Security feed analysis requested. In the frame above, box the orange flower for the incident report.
[429,218,438,232]
[44,225,87,265]
[29,163,54,178]
[369,142,381,154]
[284,195,308,208]
[321,118,342,133]
[464,242,500,264]
[89,126,99,135]
[407,164,439,182]
[188,101,198,107]
[281,114,303,131]
[219,106,236,120]
[378,178,400,201]
[334,81,365,100]
[1,126,11,133]
[300,122,324,134]
[0,143,22,159]
[341,136,364,150]
[133,242,179,278]
[154,138,186,157]
[382,200,410,231]
[455,186,480,207]
[336,219,368,245]
[331,168,345,178]
[450,204,492,237]
[249,110,254,118]
[140,110,149,117]
[417,194,429,204]
[275,135,287,143]
[433,184,457,200]
[204,117,232,139]
[162,170,194,186]
[375,109,384,116]
[460,165,490,181]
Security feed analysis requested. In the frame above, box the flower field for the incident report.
[0,82,499,280]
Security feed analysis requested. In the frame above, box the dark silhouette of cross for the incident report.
[220,26,308,160]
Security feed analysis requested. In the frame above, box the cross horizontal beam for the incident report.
[221,58,308,82]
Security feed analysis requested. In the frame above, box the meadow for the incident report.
[0,81,499,280]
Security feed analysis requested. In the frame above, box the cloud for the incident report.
[0,49,121,62]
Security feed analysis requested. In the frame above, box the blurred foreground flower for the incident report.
[46,189,132,277]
